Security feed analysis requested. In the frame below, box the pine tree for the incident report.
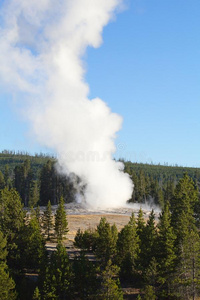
[156,202,176,298]
[174,230,200,300]
[29,180,40,208]
[4,165,10,188]
[0,188,25,239]
[43,200,53,240]
[139,210,157,273]
[0,170,5,189]
[95,217,118,265]
[32,287,41,300]
[143,285,156,300]
[42,243,73,300]
[117,213,139,280]
[171,173,198,244]
[22,215,47,271]
[73,251,99,299]
[0,188,25,271]
[54,197,68,241]
[14,159,34,206]
[170,174,200,298]
[35,205,41,225]
[136,208,145,243]
[40,160,55,206]
[99,260,123,300]
[0,230,16,300]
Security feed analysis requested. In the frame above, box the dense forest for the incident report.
[1,150,200,208]
[1,173,200,299]
[1,151,200,299]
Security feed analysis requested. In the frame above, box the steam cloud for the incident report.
[0,0,133,207]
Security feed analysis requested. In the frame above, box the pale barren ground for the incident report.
[44,202,160,244]
[67,214,131,241]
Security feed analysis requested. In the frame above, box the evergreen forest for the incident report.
[0,150,200,299]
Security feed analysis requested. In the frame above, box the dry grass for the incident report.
[67,214,131,240]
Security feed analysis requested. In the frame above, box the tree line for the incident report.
[0,152,200,209]
[1,173,200,299]
[0,158,77,207]
[124,161,200,208]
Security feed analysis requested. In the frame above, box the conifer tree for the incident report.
[74,251,99,299]
[170,174,200,298]
[0,188,25,271]
[0,230,16,300]
[117,213,139,280]
[143,285,156,300]
[138,210,157,273]
[35,205,41,225]
[96,217,118,265]
[0,170,5,189]
[156,202,176,297]
[29,180,40,208]
[174,230,200,300]
[99,260,123,300]
[171,173,198,244]
[43,200,53,240]
[136,208,145,243]
[32,287,41,300]
[22,214,47,271]
[42,243,73,300]
[54,197,68,241]
[40,160,55,206]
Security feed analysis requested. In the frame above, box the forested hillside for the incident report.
[0,150,200,208]
[124,161,200,208]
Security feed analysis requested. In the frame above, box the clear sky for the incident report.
[0,0,200,167]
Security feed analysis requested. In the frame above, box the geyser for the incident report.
[0,0,133,208]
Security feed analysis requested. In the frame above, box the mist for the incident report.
[0,0,133,208]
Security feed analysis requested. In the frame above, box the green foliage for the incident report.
[73,251,99,299]
[0,230,16,300]
[21,215,47,271]
[32,287,41,300]
[156,202,176,296]
[0,263,17,300]
[42,243,73,300]
[74,228,98,251]
[43,201,53,240]
[173,229,200,299]
[99,260,123,300]
[29,180,40,207]
[137,210,157,273]
[117,213,139,280]
[0,188,25,271]
[0,170,5,189]
[54,197,68,241]
[0,188,25,239]
[143,210,157,265]
[143,285,156,300]
[171,173,198,242]
[14,159,34,206]
[95,217,118,265]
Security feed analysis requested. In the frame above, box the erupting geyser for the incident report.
[0,0,133,207]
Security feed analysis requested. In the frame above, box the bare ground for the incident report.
[67,213,131,240]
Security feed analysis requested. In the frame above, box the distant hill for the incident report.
[0,150,55,178]
[124,160,200,183]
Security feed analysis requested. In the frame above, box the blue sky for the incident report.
[0,0,200,167]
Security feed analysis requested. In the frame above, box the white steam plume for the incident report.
[0,0,133,208]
